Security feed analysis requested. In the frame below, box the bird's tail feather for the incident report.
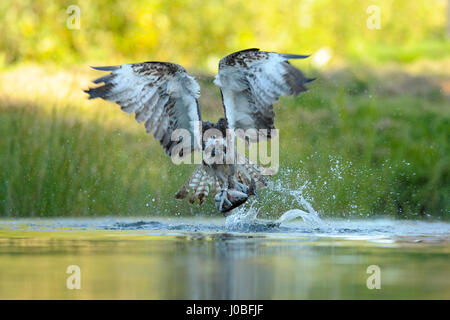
[175,165,217,205]
[235,153,268,189]
[174,155,268,206]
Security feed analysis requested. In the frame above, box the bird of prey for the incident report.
[84,48,313,215]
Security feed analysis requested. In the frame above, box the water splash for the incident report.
[268,169,326,228]
[276,209,322,227]
[224,168,327,229]
[225,207,259,225]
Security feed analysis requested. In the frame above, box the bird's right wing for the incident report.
[85,62,202,157]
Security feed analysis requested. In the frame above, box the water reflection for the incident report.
[0,231,449,299]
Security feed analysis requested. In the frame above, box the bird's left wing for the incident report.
[84,62,202,156]
[214,48,314,134]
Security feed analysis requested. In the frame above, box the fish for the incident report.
[214,179,259,215]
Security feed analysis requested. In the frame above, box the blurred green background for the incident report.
[0,0,449,219]
[1,0,449,68]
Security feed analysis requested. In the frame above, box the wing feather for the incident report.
[85,62,202,156]
[215,48,314,133]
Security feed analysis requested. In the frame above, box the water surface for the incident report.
[0,216,448,299]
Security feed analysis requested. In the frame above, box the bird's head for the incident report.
[203,136,227,165]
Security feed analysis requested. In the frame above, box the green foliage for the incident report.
[0,0,448,68]
[0,101,200,217]
[0,70,448,218]
[266,74,449,218]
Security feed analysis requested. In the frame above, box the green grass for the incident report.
[0,67,448,219]
[349,39,450,64]
[273,73,449,219]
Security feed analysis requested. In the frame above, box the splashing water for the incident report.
[268,168,325,226]
[225,168,326,229]
[224,204,264,231]
[276,209,319,226]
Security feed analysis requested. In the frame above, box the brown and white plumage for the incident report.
[215,48,314,133]
[85,62,202,156]
[84,48,313,214]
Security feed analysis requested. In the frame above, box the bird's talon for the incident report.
[217,189,231,212]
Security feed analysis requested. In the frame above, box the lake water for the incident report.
[0,215,449,299]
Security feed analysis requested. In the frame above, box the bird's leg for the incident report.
[216,179,232,212]
[234,181,249,194]
[229,138,251,195]
[227,173,235,189]
[212,171,232,212]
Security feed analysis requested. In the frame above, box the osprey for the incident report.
[84,48,313,215]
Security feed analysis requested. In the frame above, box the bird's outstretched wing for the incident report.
[214,48,314,134]
[84,62,202,156]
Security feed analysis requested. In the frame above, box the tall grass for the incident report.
[0,66,448,218]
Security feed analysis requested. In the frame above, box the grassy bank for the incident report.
[0,64,448,219]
